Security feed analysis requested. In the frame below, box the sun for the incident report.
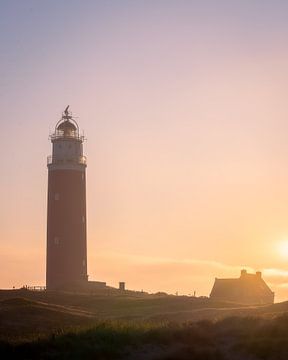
[277,241,288,258]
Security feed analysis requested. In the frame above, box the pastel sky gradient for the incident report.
[1,0,288,301]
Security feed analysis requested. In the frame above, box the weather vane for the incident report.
[64,105,69,116]
[63,105,71,120]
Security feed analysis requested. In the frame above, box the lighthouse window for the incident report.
[54,237,60,245]
[54,193,60,200]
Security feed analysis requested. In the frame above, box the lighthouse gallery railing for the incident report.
[47,155,87,165]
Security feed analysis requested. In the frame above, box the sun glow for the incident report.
[277,241,288,258]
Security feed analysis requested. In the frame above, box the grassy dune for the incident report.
[1,315,288,359]
[1,290,288,359]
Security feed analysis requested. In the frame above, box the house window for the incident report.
[55,193,60,200]
[82,215,85,223]
[54,237,60,245]
[83,260,86,266]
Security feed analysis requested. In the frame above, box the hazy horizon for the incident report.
[1,1,288,301]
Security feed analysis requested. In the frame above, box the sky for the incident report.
[1,0,288,301]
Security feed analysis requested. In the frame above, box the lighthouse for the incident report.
[46,106,88,290]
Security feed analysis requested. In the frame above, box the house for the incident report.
[210,270,274,305]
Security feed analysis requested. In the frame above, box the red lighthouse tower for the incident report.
[46,106,88,290]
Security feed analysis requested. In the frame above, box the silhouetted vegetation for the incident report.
[1,314,288,359]
[1,291,288,359]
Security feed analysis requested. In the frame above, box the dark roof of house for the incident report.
[210,271,274,304]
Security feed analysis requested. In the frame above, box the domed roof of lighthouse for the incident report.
[57,120,77,132]
[54,105,80,138]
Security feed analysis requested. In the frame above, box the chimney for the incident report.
[241,269,247,277]
[256,271,262,278]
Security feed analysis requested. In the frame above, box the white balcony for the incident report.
[47,155,87,165]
